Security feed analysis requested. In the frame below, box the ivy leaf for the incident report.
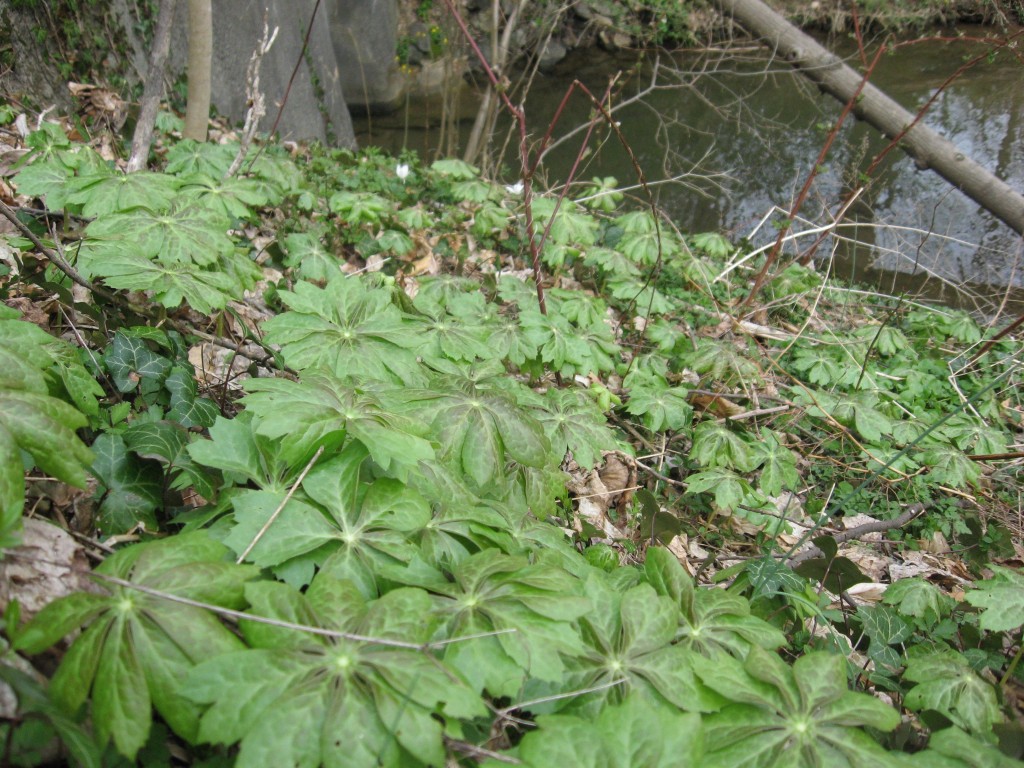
[904,650,1003,737]
[15,534,257,760]
[964,566,1024,632]
[511,692,704,767]
[261,277,424,383]
[164,367,218,428]
[90,433,163,535]
[183,576,485,768]
[122,420,216,500]
[699,647,901,767]
[243,372,434,477]
[103,331,172,393]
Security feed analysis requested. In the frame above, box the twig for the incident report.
[787,504,925,565]
[225,17,278,178]
[236,445,324,563]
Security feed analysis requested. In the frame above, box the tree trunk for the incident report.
[183,0,212,141]
[712,0,1024,238]
[127,0,176,172]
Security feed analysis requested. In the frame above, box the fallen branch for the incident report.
[788,503,925,565]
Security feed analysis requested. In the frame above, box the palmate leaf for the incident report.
[82,249,243,314]
[182,576,485,768]
[281,231,339,283]
[242,372,434,477]
[0,389,93,543]
[964,566,1024,632]
[698,647,902,768]
[519,308,593,377]
[426,550,590,698]
[14,533,258,760]
[903,650,1003,738]
[625,378,693,432]
[179,173,275,221]
[187,412,295,493]
[163,139,236,176]
[505,692,704,768]
[401,374,549,490]
[83,201,233,267]
[882,578,954,626]
[66,170,181,216]
[645,548,786,658]
[261,277,424,383]
[224,441,431,593]
[534,388,621,469]
[557,576,722,717]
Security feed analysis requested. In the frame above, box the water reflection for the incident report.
[354,31,1024,313]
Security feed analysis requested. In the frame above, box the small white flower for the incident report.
[505,181,524,195]
[396,163,410,181]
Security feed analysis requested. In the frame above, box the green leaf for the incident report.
[754,429,800,496]
[686,467,752,513]
[184,576,484,768]
[16,533,255,759]
[103,330,171,392]
[625,378,693,432]
[904,650,1003,737]
[0,388,93,538]
[691,421,757,471]
[910,727,1023,768]
[882,578,953,626]
[964,566,1024,632]
[514,692,704,767]
[261,277,423,383]
[534,388,620,469]
[281,231,339,282]
[90,433,163,535]
[67,170,180,216]
[243,372,434,477]
[700,648,901,767]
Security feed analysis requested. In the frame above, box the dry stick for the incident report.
[225,17,278,179]
[787,504,925,566]
[245,0,322,173]
[127,0,177,172]
[236,445,324,564]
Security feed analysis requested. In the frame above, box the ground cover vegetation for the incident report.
[2,6,1024,757]
[0,106,1022,767]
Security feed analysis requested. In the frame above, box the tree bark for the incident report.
[712,0,1024,238]
[127,0,177,172]
[183,0,212,141]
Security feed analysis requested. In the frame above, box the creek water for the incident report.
[354,29,1024,314]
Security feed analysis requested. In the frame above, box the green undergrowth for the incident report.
[1,118,1023,766]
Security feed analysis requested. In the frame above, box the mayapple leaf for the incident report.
[699,648,901,767]
[243,372,433,477]
[15,533,257,760]
[260,277,424,383]
[66,170,180,216]
[183,576,484,768]
[510,692,704,767]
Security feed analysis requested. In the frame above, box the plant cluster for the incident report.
[0,118,1022,767]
